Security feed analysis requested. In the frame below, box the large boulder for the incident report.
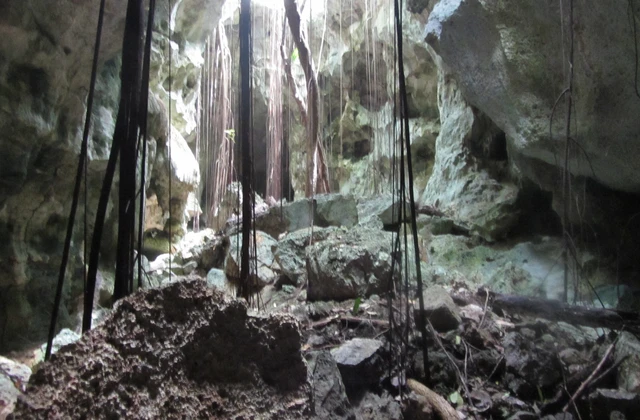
[0,355,31,419]
[357,194,411,228]
[330,338,385,389]
[425,0,640,195]
[225,231,280,287]
[275,227,339,287]
[240,194,358,239]
[176,228,228,270]
[306,227,395,301]
[11,281,310,419]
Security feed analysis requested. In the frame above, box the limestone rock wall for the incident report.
[426,0,640,194]
[0,0,128,352]
[0,0,219,352]
[420,51,519,241]
[424,0,640,257]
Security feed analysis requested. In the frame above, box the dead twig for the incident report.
[590,354,628,387]
[428,321,478,419]
[562,338,618,412]
[310,314,340,329]
[479,355,504,388]
[310,314,390,330]
[478,288,490,329]
[340,315,390,328]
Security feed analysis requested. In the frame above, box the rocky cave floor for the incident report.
[2,194,640,419]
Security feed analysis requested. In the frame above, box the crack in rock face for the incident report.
[10,280,311,419]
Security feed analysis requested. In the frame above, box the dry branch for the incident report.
[480,289,640,335]
[311,314,390,329]
[407,379,459,420]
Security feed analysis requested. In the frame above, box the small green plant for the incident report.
[351,297,361,315]
[290,47,299,62]
[448,390,462,406]
[224,128,235,143]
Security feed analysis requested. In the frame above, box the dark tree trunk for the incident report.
[238,0,253,301]
[83,0,145,331]
[283,0,330,197]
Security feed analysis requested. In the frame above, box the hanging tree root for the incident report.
[283,0,330,196]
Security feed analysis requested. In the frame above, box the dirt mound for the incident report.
[11,280,310,419]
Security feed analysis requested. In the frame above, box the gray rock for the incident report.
[206,268,233,295]
[588,389,640,420]
[39,328,80,357]
[0,355,32,419]
[548,322,600,350]
[225,231,280,287]
[507,412,538,420]
[315,194,359,228]
[307,351,355,420]
[356,194,409,226]
[306,227,395,301]
[243,194,358,239]
[540,414,574,420]
[428,216,456,236]
[425,0,640,196]
[176,229,227,270]
[502,332,561,397]
[275,227,338,286]
[616,332,640,393]
[142,253,184,289]
[352,391,402,420]
[428,234,599,301]
[357,215,385,230]
[330,338,384,388]
[182,260,198,275]
[199,235,229,270]
[253,199,315,238]
[415,285,461,332]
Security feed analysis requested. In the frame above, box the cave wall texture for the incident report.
[0,0,217,351]
[1,0,640,352]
